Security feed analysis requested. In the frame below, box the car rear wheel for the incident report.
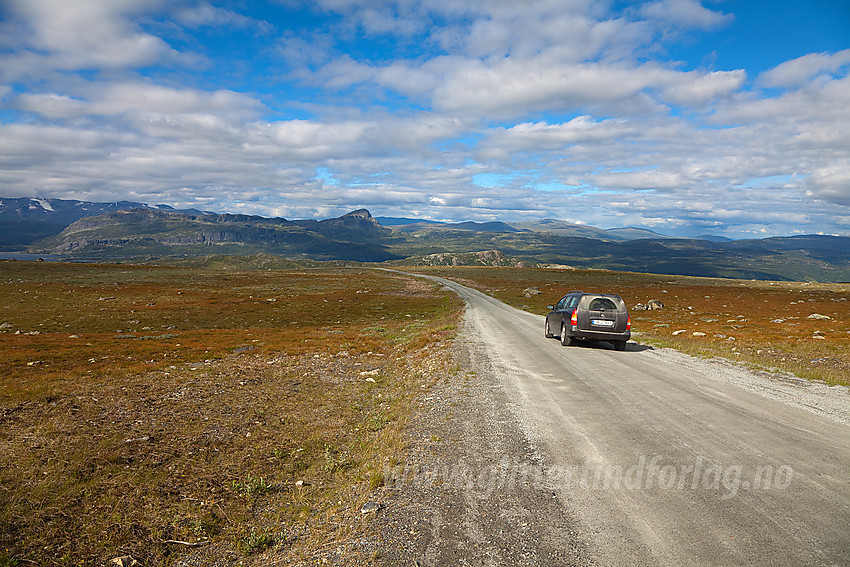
[560,323,572,346]
[614,340,627,351]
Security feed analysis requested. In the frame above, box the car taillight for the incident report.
[626,316,631,330]
[570,309,578,325]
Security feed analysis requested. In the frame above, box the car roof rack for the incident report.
[568,290,583,294]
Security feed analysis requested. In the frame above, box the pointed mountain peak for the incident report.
[341,209,373,219]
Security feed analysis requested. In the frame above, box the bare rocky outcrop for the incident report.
[633,299,664,310]
[407,250,533,268]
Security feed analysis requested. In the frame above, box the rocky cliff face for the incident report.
[304,209,391,241]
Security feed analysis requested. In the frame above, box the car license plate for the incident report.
[592,319,614,327]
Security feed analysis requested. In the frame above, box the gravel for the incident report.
[644,347,850,426]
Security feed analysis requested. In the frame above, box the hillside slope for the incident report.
[393,232,850,281]
[39,208,404,262]
[0,197,207,249]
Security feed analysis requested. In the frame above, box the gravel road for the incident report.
[376,274,850,566]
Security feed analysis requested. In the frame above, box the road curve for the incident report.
[419,273,850,566]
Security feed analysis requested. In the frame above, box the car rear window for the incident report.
[588,297,618,311]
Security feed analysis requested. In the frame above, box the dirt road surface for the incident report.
[376,274,850,566]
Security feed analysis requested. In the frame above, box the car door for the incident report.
[561,294,578,329]
[546,295,567,331]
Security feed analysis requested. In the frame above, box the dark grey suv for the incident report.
[545,290,631,351]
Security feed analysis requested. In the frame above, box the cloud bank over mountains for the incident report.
[1,0,848,238]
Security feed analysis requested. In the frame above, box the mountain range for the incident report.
[2,197,849,282]
[0,197,210,249]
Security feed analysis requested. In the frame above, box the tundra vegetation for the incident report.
[0,261,461,566]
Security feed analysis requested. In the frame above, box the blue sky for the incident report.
[1,0,849,238]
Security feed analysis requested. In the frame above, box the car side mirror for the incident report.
[547,305,554,310]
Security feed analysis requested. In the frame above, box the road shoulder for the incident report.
[373,312,592,566]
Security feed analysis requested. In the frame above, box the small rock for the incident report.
[672,329,688,336]
[111,557,139,567]
[360,369,380,376]
[0,323,12,330]
[523,287,542,297]
[361,501,382,514]
[646,299,664,310]
[692,332,706,337]
[807,313,832,320]
[365,377,376,383]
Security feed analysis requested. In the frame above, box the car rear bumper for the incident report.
[570,327,630,343]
